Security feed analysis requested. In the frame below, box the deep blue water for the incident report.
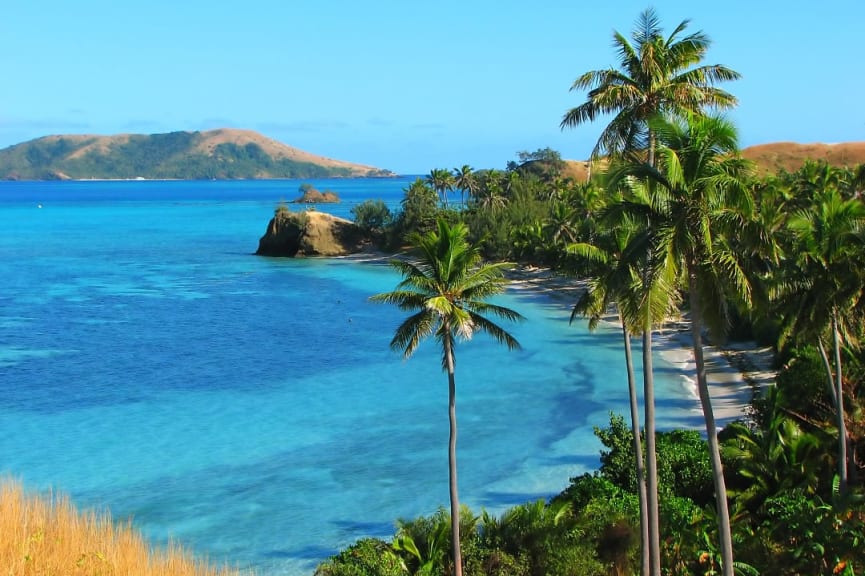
[0,179,700,575]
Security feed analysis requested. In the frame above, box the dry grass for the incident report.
[0,478,243,576]
[193,128,378,173]
[564,141,865,180]
[741,141,865,176]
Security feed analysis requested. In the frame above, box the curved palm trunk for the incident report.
[687,270,734,576]
[621,314,649,576]
[642,327,661,576]
[444,335,463,576]
[817,339,839,406]
[831,312,849,494]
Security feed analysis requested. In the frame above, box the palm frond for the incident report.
[467,312,522,351]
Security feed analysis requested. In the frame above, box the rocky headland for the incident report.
[255,208,369,257]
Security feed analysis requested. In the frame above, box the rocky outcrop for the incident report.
[255,209,369,257]
[291,188,340,204]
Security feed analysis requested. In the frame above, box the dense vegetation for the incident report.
[0,130,391,180]
[331,9,865,576]
[334,154,865,576]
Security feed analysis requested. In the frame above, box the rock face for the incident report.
[291,188,340,204]
[256,209,368,257]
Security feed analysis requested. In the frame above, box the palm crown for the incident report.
[561,7,740,161]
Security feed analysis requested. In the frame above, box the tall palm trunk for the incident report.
[647,131,656,169]
[444,334,463,576]
[817,339,839,405]
[621,314,649,576]
[831,311,849,494]
[642,326,661,576]
[687,267,733,576]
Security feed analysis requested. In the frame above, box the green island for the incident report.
[4,8,865,576]
[0,128,396,180]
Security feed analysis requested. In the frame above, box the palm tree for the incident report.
[453,165,478,208]
[568,214,671,576]
[561,12,741,574]
[722,387,832,515]
[481,498,572,575]
[610,113,755,576]
[543,201,580,252]
[474,169,507,212]
[772,181,865,494]
[560,7,739,166]
[370,219,523,576]
[426,168,456,208]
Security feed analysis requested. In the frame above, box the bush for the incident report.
[590,414,713,505]
[314,538,407,576]
[352,199,393,232]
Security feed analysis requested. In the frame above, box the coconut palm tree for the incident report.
[426,168,456,208]
[610,113,755,576]
[560,7,740,165]
[722,387,832,515]
[568,216,656,576]
[370,219,523,576]
[772,181,865,494]
[453,165,478,208]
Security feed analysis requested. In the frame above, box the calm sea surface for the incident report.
[0,179,701,575]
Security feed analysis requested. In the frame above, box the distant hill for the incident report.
[0,129,396,180]
[563,142,865,181]
[740,142,865,176]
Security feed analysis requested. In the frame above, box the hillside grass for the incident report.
[0,478,241,576]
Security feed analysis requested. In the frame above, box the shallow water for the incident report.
[0,179,701,575]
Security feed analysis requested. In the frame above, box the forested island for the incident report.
[0,128,396,180]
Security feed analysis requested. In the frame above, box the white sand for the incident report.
[342,257,776,424]
[504,265,776,424]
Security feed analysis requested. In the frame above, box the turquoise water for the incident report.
[0,179,700,575]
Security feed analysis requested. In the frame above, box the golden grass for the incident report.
[0,478,243,576]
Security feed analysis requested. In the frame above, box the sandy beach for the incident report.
[338,254,777,425]
[503,264,776,425]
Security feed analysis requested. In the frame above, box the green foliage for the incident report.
[590,414,713,505]
[393,508,454,576]
[314,538,407,576]
[352,199,393,232]
[507,148,566,181]
[762,346,834,428]
[392,179,440,242]
[756,491,864,574]
[516,148,563,165]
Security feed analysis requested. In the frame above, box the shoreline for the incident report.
[502,264,776,426]
[336,254,776,426]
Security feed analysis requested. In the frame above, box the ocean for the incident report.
[0,178,702,575]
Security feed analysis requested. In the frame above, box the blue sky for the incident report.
[1,1,862,174]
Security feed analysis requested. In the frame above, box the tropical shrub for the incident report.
[352,199,393,233]
[315,538,408,576]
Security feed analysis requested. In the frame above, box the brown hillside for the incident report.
[562,159,607,182]
[193,129,381,174]
[564,142,865,180]
[66,134,137,160]
[741,142,865,176]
